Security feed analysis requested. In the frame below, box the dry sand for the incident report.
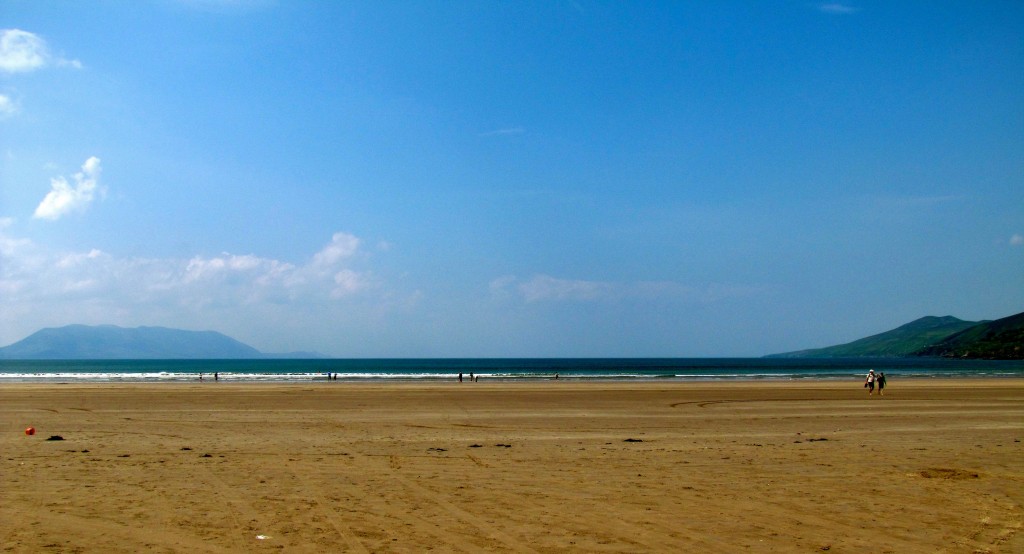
[2,379,1023,553]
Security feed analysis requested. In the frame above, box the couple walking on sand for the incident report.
[864,369,886,395]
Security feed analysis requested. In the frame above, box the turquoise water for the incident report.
[1,358,1023,382]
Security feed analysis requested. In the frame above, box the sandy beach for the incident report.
[2,379,1022,553]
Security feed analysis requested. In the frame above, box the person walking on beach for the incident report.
[865,369,875,395]
[877,372,886,395]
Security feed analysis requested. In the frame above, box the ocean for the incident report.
[1,358,1023,383]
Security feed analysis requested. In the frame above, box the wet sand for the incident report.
[2,380,1023,553]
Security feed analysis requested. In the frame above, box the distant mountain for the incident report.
[913,311,1024,360]
[260,351,326,359]
[0,325,321,359]
[766,316,983,359]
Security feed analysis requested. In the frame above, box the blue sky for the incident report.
[1,1,1021,357]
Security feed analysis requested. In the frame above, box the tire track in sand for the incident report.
[380,456,540,554]
[292,460,491,552]
[290,468,371,553]
[197,460,273,551]
[6,509,236,553]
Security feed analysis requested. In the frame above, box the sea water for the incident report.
[1,358,1022,383]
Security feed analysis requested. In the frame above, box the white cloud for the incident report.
[517,274,613,302]
[1011,234,1024,246]
[33,157,103,220]
[489,275,518,296]
[479,127,525,137]
[0,29,47,72]
[0,94,17,117]
[312,232,360,270]
[183,253,285,284]
[0,29,80,73]
[818,3,858,14]
[490,274,615,303]
[0,229,371,301]
[56,248,104,269]
[331,269,367,298]
[0,227,383,346]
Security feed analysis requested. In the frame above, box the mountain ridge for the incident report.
[0,325,324,359]
[767,312,1023,360]
[3,315,1021,360]
[913,311,1024,359]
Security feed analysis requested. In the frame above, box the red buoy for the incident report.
[25,427,36,436]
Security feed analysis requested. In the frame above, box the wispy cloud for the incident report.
[517,274,614,302]
[0,29,81,73]
[0,227,381,344]
[1011,234,1024,247]
[817,3,858,15]
[33,157,103,220]
[0,94,16,118]
[479,127,525,137]
[491,274,768,304]
[0,218,30,258]
[174,0,278,13]
[178,231,370,301]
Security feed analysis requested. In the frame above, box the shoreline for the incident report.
[3,373,1024,385]
[4,379,1022,552]
[4,357,1023,385]
[3,376,1024,389]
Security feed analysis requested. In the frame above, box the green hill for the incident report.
[913,311,1024,359]
[766,316,982,358]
